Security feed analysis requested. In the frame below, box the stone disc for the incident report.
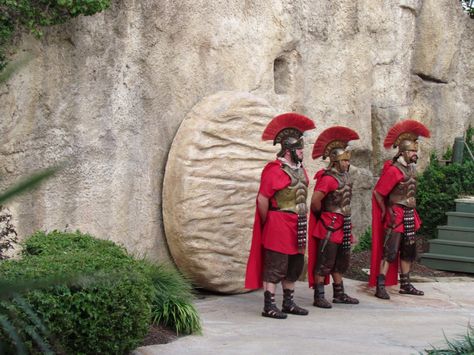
[163,91,276,293]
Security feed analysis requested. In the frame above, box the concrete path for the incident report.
[134,278,474,355]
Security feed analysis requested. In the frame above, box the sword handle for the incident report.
[320,215,337,252]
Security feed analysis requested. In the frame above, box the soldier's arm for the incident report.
[311,191,325,215]
[257,193,270,224]
[373,190,386,220]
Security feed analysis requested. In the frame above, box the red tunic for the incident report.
[245,160,308,290]
[369,161,422,287]
[307,169,354,288]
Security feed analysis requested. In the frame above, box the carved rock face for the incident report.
[163,91,276,293]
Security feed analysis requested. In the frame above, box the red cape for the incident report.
[307,169,330,288]
[369,161,399,287]
[245,160,308,289]
[244,198,265,289]
[244,161,281,290]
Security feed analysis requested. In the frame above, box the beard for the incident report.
[401,152,418,165]
[290,149,303,164]
[331,162,349,173]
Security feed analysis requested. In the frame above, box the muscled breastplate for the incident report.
[273,164,308,215]
[323,170,352,216]
[389,162,417,208]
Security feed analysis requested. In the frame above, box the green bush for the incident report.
[417,128,474,238]
[353,226,372,253]
[0,0,111,71]
[0,230,202,353]
[0,230,154,354]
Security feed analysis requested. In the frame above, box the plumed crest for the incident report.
[262,113,315,142]
[383,119,431,149]
[312,126,359,159]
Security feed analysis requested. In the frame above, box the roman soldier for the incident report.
[308,126,360,308]
[369,119,431,299]
[245,112,315,319]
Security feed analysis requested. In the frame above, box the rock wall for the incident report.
[0,0,472,291]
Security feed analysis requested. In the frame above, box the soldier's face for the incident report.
[403,150,418,164]
[338,159,350,172]
[296,148,304,161]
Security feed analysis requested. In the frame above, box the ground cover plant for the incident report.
[0,231,201,354]
[425,324,474,354]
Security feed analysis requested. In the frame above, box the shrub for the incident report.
[0,230,154,354]
[141,262,202,335]
[417,128,474,238]
[0,207,18,260]
[353,226,372,253]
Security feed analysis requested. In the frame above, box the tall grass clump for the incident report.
[425,324,474,354]
[141,262,202,335]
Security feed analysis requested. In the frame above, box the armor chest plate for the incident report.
[389,162,417,208]
[323,171,352,216]
[273,164,308,215]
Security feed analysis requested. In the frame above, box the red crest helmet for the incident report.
[383,119,430,153]
[312,126,359,161]
[262,113,315,156]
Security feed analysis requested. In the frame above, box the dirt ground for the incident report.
[141,324,178,346]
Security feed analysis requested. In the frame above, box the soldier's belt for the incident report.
[269,206,297,214]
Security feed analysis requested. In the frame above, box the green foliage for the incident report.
[0,231,154,354]
[463,126,474,161]
[353,226,372,253]
[0,166,60,259]
[461,0,474,18]
[21,231,202,336]
[0,0,110,70]
[0,231,202,353]
[0,209,17,260]
[142,262,202,335]
[425,324,474,354]
[417,128,474,238]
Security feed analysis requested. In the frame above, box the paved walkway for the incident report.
[134,278,474,355]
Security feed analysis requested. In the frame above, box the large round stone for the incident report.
[163,91,276,293]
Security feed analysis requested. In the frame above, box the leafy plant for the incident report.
[0,231,154,354]
[425,323,474,354]
[0,207,18,260]
[0,166,60,260]
[460,0,474,18]
[0,0,111,71]
[416,127,474,238]
[1,231,202,353]
[353,226,372,253]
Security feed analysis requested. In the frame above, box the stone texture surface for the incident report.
[0,0,473,291]
[162,92,276,293]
